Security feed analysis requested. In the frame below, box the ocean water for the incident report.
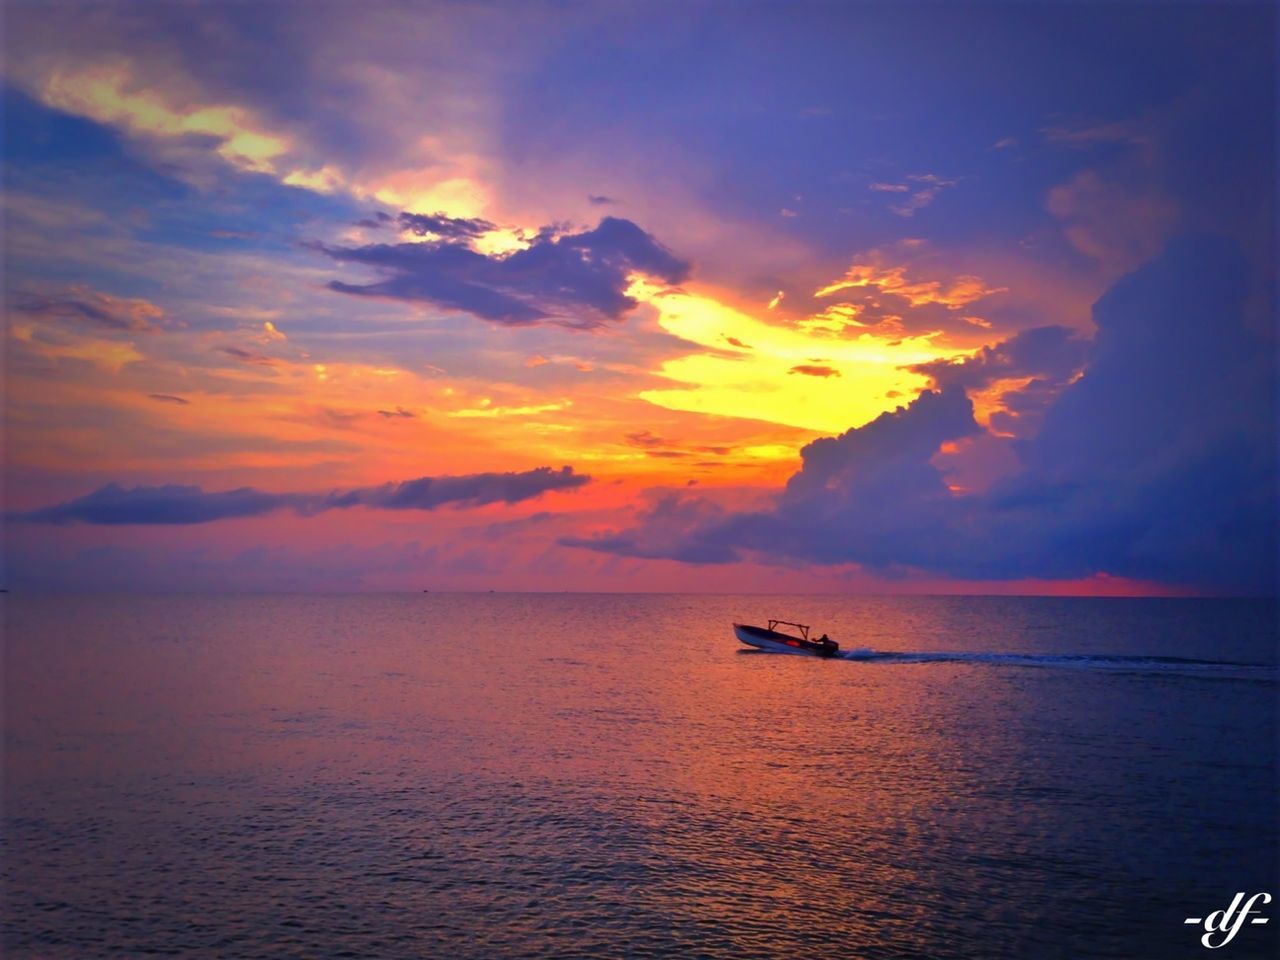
[3,593,1277,959]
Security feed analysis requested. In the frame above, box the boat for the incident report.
[733,620,840,657]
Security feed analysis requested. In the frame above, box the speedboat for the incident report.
[734,620,840,657]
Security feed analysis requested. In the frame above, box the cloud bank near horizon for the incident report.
[12,466,590,525]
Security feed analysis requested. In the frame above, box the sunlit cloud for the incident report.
[40,60,290,173]
[11,286,170,332]
[815,260,1004,308]
[629,278,957,434]
[9,321,145,373]
[450,400,572,419]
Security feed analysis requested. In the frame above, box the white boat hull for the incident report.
[734,623,817,655]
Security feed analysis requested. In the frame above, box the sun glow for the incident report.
[628,279,958,434]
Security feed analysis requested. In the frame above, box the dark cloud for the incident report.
[397,211,495,239]
[320,215,690,327]
[789,364,840,378]
[624,430,664,448]
[587,195,616,206]
[565,236,1277,594]
[320,467,588,512]
[377,406,415,418]
[13,483,300,525]
[912,324,1093,438]
[353,212,396,229]
[13,466,590,525]
[986,377,1066,438]
[623,431,731,459]
[911,325,1091,392]
[147,393,189,405]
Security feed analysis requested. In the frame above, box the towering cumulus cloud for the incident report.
[320,215,690,327]
[566,236,1277,593]
[14,467,589,525]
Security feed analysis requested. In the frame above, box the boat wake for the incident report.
[826,648,1277,680]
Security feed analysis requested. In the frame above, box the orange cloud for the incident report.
[815,262,1006,309]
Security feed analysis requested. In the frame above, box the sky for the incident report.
[2,0,1276,594]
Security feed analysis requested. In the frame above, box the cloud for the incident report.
[911,324,1093,439]
[559,492,738,564]
[320,215,690,327]
[622,431,731,459]
[318,466,588,511]
[148,393,190,405]
[12,466,590,525]
[911,325,1091,392]
[1041,121,1148,148]
[217,345,278,366]
[623,430,664,448]
[14,483,301,526]
[565,236,1277,594]
[868,174,959,217]
[814,258,1004,310]
[397,211,495,239]
[256,320,287,343]
[587,195,616,206]
[355,212,395,229]
[788,364,840,378]
[11,287,167,332]
[1047,169,1177,273]
[35,59,290,175]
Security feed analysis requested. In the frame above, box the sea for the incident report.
[3,593,1277,959]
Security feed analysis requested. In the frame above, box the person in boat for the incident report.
[819,633,830,643]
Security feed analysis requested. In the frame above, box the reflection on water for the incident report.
[4,594,1277,958]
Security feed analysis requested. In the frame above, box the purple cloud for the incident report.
[397,211,495,239]
[911,325,1091,392]
[13,467,590,525]
[320,215,690,327]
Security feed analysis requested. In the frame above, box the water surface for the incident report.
[4,594,1277,958]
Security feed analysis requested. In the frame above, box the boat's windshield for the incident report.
[768,619,810,640]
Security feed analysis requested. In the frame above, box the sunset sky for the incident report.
[3,0,1275,593]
